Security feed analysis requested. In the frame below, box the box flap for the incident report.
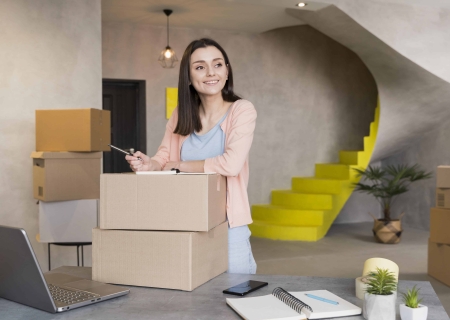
[31,151,102,159]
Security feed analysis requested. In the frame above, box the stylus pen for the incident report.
[305,294,339,305]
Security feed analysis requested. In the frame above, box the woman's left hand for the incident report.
[163,161,181,171]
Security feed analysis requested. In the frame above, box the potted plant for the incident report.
[400,285,428,320]
[363,267,397,320]
[354,164,432,244]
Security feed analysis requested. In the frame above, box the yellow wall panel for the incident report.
[166,87,178,119]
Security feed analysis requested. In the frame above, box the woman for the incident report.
[126,38,257,274]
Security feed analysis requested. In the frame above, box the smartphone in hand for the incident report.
[223,281,268,296]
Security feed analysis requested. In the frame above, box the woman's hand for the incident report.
[126,151,157,172]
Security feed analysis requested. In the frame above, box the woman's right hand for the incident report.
[126,151,155,172]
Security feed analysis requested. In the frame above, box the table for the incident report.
[47,242,91,270]
[0,266,448,319]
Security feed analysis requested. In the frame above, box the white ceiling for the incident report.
[101,0,450,34]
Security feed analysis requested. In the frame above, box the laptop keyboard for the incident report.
[48,284,100,305]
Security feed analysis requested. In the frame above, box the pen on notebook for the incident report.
[305,294,339,305]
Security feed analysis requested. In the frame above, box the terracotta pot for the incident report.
[369,213,404,244]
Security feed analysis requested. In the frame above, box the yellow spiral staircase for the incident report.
[249,99,379,241]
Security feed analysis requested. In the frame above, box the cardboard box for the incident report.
[430,207,450,244]
[437,166,450,188]
[436,188,450,208]
[92,221,228,291]
[39,200,98,243]
[32,152,101,201]
[36,109,111,152]
[428,239,450,286]
[100,173,226,231]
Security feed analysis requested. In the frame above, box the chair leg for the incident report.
[77,245,80,267]
[81,245,84,266]
[48,243,51,271]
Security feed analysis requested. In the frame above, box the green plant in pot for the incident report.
[363,267,397,320]
[354,164,432,244]
[400,285,428,320]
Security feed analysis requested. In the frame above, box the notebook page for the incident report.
[226,294,306,320]
[135,171,177,175]
[289,290,361,319]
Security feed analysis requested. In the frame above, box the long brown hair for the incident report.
[174,38,241,136]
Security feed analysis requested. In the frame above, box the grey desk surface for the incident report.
[0,266,448,320]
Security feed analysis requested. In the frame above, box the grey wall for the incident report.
[380,121,450,230]
[0,0,102,271]
[102,22,378,207]
[289,4,450,225]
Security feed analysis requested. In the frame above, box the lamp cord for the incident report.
[167,15,169,47]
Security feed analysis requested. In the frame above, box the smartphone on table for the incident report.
[223,280,268,296]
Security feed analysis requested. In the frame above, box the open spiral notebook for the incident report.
[226,289,361,320]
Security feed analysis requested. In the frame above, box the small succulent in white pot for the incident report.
[400,285,428,320]
[363,268,397,320]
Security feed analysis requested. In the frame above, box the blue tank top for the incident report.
[180,111,228,161]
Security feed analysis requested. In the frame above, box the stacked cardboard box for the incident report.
[92,172,228,291]
[428,166,450,286]
[33,109,110,243]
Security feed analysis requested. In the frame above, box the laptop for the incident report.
[0,225,129,313]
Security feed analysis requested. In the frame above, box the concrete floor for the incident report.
[251,222,450,316]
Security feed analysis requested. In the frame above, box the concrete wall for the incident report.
[102,22,378,207]
[380,121,450,230]
[0,0,102,271]
[289,5,450,225]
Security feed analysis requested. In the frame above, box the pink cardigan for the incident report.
[150,99,257,228]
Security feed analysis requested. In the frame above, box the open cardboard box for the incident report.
[100,172,226,232]
[92,221,228,291]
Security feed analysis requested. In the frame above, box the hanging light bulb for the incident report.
[158,9,178,68]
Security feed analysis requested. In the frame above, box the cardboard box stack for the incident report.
[428,166,450,286]
[92,172,228,291]
[32,109,110,243]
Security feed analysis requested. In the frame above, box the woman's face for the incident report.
[189,46,228,98]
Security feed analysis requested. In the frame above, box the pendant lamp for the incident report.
[158,9,178,68]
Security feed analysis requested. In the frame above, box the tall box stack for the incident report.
[92,172,229,291]
[33,109,110,243]
[428,166,450,286]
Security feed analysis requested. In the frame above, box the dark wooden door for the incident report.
[102,80,146,173]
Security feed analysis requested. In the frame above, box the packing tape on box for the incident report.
[355,277,368,300]
[362,257,399,280]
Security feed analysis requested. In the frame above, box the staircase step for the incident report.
[291,177,343,194]
[364,136,375,152]
[369,121,378,137]
[249,221,323,241]
[271,190,333,210]
[339,151,364,165]
[315,163,350,180]
[252,204,324,226]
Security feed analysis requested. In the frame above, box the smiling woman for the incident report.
[125,38,258,274]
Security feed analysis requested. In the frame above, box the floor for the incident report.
[251,222,450,316]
